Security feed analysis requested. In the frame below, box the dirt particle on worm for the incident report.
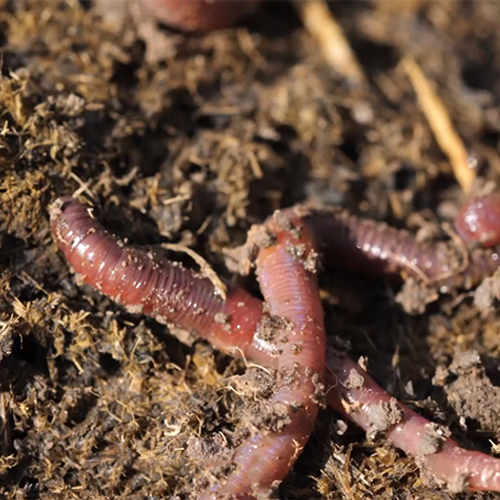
[286,242,319,273]
[344,368,365,390]
[365,399,404,439]
[248,400,293,433]
[255,314,290,344]
[417,423,451,457]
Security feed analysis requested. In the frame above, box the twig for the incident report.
[403,57,475,195]
[295,0,366,88]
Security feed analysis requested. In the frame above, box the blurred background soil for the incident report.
[1,1,500,498]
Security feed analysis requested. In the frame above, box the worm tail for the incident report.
[305,206,500,290]
[49,197,265,359]
[206,211,326,497]
[326,350,500,492]
[305,208,453,281]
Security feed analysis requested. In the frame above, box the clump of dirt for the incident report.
[434,350,500,434]
[473,268,500,314]
[2,0,500,499]
[364,399,404,440]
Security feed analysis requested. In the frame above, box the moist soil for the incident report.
[1,1,500,499]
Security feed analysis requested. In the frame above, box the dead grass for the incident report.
[1,1,500,498]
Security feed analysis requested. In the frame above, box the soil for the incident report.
[1,1,500,499]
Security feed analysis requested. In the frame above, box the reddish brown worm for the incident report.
[326,351,500,492]
[455,192,500,247]
[51,198,326,497]
[202,212,326,498]
[306,205,500,289]
[140,0,262,31]
[50,195,500,494]
[50,196,271,365]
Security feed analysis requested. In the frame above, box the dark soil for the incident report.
[1,1,500,498]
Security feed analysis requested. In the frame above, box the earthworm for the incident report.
[49,196,270,365]
[51,198,325,497]
[325,350,500,492]
[204,211,326,497]
[455,192,500,247]
[139,0,262,31]
[50,196,500,493]
[301,205,500,289]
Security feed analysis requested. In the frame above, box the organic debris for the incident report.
[1,1,500,498]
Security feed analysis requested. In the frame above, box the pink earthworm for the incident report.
[49,196,500,494]
[139,0,262,31]
[455,192,500,247]
[325,350,500,492]
[51,198,326,497]
[49,196,271,365]
[302,205,500,289]
[203,211,326,497]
